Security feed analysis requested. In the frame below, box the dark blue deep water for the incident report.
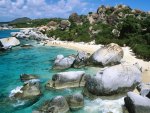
[0,30,124,113]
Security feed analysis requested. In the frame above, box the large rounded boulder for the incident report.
[83,63,142,97]
[53,54,75,70]
[89,43,123,66]
[124,92,150,113]
[34,96,69,113]
[66,93,84,110]
[46,71,87,89]
[0,37,20,49]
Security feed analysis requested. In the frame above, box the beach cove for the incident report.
[0,29,150,113]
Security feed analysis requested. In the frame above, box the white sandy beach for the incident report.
[46,40,150,83]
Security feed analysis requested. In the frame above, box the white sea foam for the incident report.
[84,97,124,113]
[9,86,23,97]
[12,99,25,107]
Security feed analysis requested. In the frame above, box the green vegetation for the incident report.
[9,18,62,28]
[8,5,150,60]
[46,21,91,42]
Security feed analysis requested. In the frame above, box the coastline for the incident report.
[46,40,150,83]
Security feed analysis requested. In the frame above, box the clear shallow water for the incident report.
[0,29,20,39]
[0,30,124,113]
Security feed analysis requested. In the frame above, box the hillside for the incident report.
[9,4,150,60]
[10,17,31,24]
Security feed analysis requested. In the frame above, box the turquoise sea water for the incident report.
[0,29,20,39]
[0,30,124,113]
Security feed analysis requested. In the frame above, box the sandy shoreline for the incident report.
[46,40,150,83]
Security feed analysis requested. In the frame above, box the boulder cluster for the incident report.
[44,43,147,113]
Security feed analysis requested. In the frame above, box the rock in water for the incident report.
[73,51,90,68]
[137,83,150,98]
[0,37,20,49]
[90,43,123,66]
[12,82,41,99]
[46,71,87,89]
[34,96,69,113]
[84,63,142,97]
[124,92,150,113]
[9,82,41,108]
[20,74,39,82]
[53,54,75,69]
[66,93,84,110]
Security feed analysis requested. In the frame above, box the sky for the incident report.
[0,0,149,22]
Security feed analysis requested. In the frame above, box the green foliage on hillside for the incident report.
[9,18,62,28]
[8,5,150,60]
[46,21,91,42]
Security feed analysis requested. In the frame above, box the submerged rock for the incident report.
[34,96,69,113]
[20,74,39,82]
[89,43,123,66]
[66,93,84,110]
[0,37,20,50]
[53,54,75,69]
[20,44,33,48]
[137,83,150,98]
[83,63,142,97]
[46,71,87,89]
[124,92,150,113]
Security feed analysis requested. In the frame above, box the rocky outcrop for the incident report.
[9,81,41,108]
[11,82,41,100]
[47,21,58,27]
[89,43,123,66]
[124,92,150,113]
[137,83,150,98]
[60,20,71,30]
[87,13,99,24]
[73,51,90,68]
[47,21,58,31]
[46,71,87,89]
[69,13,82,24]
[83,63,142,97]
[20,74,39,82]
[0,37,20,49]
[66,93,84,110]
[53,54,75,69]
[37,26,50,33]
[34,96,69,113]
[14,29,48,41]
